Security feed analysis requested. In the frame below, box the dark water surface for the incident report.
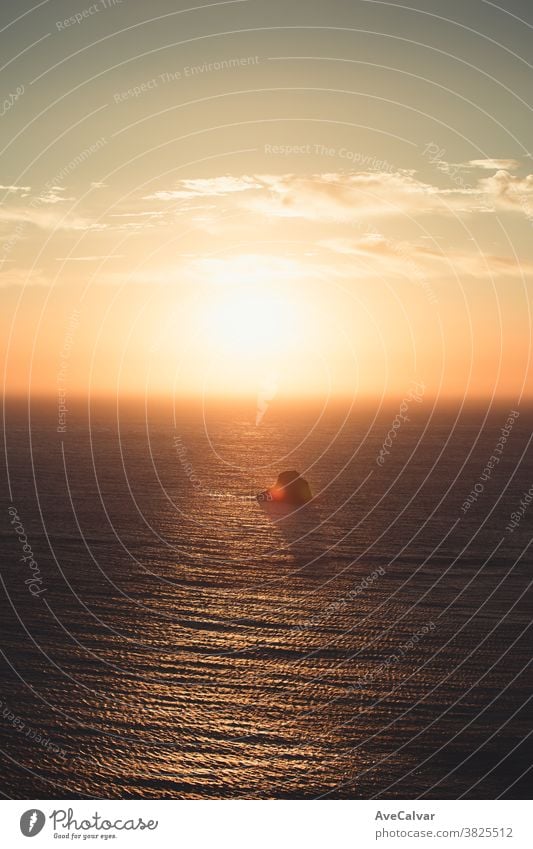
[1,398,531,798]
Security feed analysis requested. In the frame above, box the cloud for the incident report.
[55,255,125,261]
[466,158,520,171]
[243,169,533,220]
[246,171,446,220]
[477,169,533,211]
[109,211,165,217]
[0,206,103,232]
[162,170,495,220]
[144,175,263,201]
[108,210,167,229]
[2,166,532,289]
[0,185,31,195]
[321,234,533,278]
[36,186,71,205]
[6,166,532,244]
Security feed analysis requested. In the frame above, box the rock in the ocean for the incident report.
[257,470,312,505]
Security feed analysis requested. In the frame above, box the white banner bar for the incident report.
[1,799,530,848]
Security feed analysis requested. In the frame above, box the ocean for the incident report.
[1,397,531,798]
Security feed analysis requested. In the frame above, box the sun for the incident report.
[204,288,301,356]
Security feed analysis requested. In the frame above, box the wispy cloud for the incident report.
[321,234,533,278]
[146,170,495,221]
[0,184,31,195]
[465,158,521,171]
[36,186,72,205]
[255,171,445,219]
[3,167,532,289]
[0,206,103,232]
[109,211,165,218]
[55,255,125,262]
[255,169,533,219]
[144,175,263,201]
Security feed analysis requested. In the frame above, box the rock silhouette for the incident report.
[257,470,312,505]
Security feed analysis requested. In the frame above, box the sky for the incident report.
[1,0,532,402]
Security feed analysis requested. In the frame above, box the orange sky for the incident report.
[1,0,532,404]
